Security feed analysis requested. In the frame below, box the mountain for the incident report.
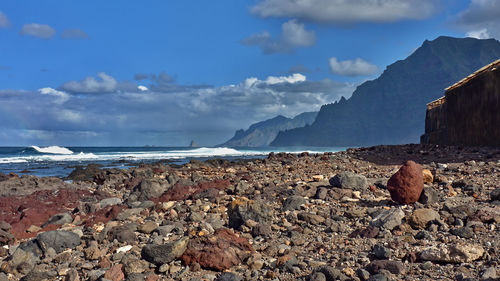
[271,36,500,147]
[221,112,317,147]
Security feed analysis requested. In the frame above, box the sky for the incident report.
[0,0,499,146]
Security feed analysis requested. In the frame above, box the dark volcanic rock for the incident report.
[108,225,136,243]
[282,195,306,211]
[36,230,81,254]
[387,160,424,204]
[180,228,254,271]
[141,237,189,265]
[228,198,272,229]
[366,260,405,275]
[134,178,170,201]
[215,272,242,281]
[65,164,102,182]
[329,172,368,191]
[418,186,439,204]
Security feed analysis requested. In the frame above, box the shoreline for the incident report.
[0,144,498,280]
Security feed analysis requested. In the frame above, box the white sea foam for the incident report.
[31,145,74,155]
[0,147,337,164]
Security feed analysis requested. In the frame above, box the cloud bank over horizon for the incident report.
[0,72,356,146]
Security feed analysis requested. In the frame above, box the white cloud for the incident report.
[61,72,118,93]
[466,28,491,39]
[251,0,438,24]
[242,19,316,54]
[138,85,148,92]
[265,73,306,84]
[455,0,500,39]
[329,57,378,76]
[19,23,56,39]
[38,87,69,104]
[0,11,10,28]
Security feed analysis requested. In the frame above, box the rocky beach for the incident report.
[0,144,499,281]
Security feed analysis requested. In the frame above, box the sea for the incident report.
[0,146,345,178]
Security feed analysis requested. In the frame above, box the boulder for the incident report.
[408,208,440,229]
[370,208,405,230]
[228,198,272,229]
[36,230,81,254]
[141,237,189,265]
[329,172,368,191]
[181,228,253,271]
[282,195,306,211]
[387,161,424,204]
[419,243,484,263]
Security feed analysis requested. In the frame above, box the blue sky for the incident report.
[1,0,499,146]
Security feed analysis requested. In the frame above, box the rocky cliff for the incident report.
[221,112,317,147]
[271,36,500,147]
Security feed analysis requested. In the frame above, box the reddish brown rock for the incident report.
[104,264,125,281]
[0,189,91,239]
[387,161,424,204]
[180,228,254,271]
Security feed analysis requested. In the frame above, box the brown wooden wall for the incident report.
[422,67,500,146]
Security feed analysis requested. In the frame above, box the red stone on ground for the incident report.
[387,160,424,204]
[181,228,254,271]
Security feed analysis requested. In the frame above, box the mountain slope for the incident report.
[271,36,500,147]
[222,112,317,147]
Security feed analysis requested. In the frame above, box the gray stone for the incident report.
[36,230,81,254]
[481,267,497,280]
[450,227,474,239]
[356,268,371,281]
[329,172,368,191]
[7,248,37,274]
[141,237,189,265]
[370,208,404,230]
[315,187,328,200]
[108,225,136,243]
[99,197,123,209]
[367,260,405,274]
[228,198,272,229]
[251,224,272,237]
[418,186,439,204]
[314,266,348,281]
[42,212,73,227]
[215,272,242,281]
[282,195,306,211]
[372,244,392,259]
[309,272,326,281]
[491,188,500,201]
[135,178,170,200]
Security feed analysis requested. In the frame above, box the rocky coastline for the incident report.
[0,144,499,281]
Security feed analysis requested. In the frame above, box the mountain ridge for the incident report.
[271,36,500,147]
[221,112,317,147]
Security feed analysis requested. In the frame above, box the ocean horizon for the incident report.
[0,145,347,178]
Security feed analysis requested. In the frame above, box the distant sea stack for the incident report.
[221,112,317,147]
[189,140,198,148]
[421,59,500,146]
[271,36,500,147]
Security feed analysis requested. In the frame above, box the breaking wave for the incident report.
[31,146,74,155]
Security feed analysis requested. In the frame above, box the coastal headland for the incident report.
[0,144,499,280]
